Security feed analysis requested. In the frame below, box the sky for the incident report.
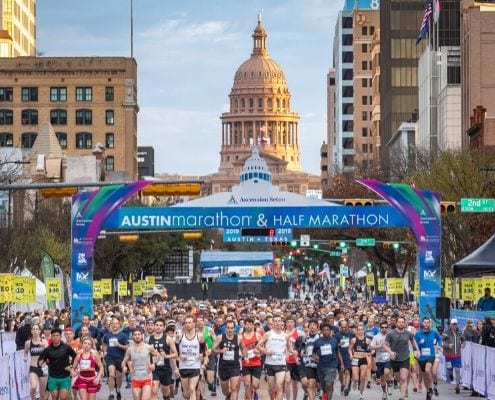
[37,0,344,176]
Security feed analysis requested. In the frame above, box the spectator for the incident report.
[477,287,495,311]
[481,317,495,347]
[15,314,32,350]
[462,320,480,344]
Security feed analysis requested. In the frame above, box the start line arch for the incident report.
[70,179,441,329]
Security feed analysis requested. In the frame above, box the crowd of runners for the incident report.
[8,293,470,400]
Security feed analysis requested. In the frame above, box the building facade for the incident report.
[370,28,381,168]
[0,0,36,57]
[321,68,335,188]
[0,57,139,179]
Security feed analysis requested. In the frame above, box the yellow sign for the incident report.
[23,277,36,303]
[118,281,128,297]
[46,278,62,301]
[387,278,405,295]
[366,274,374,286]
[378,278,385,291]
[93,281,103,299]
[482,277,495,293]
[102,279,112,295]
[413,280,419,297]
[0,274,13,302]
[133,282,143,296]
[146,276,155,289]
[461,279,475,301]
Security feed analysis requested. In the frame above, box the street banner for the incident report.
[366,274,374,286]
[472,343,486,397]
[41,249,56,309]
[46,278,62,301]
[461,341,472,388]
[486,346,495,400]
[146,276,155,288]
[101,279,112,295]
[93,281,103,299]
[13,350,29,400]
[462,279,475,301]
[0,355,9,400]
[387,278,404,295]
[118,281,127,297]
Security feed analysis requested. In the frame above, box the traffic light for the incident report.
[383,241,400,250]
[344,199,374,206]
[339,241,347,249]
[141,182,201,197]
[40,187,78,198]
[183,231,202,240]
[366,261,372,268]
[290,240,298,247]
[119,234,139,243]
[272,241,290,246]
[313,243,319,250]
[440,201,457,214]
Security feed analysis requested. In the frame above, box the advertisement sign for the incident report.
[146,276,155,289]
[133,282,143,296]
[118,281,127,297]
[93,281,103,299]
[0,274,13,302]
[101,279,112,295]
[462,279,475,301]
[378,278,385,291]
[366,274,374,286]
[46,277,62,301]
[387,278,405,295]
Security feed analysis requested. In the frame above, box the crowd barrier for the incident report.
[461,341,495,399]
[0,332,30,400]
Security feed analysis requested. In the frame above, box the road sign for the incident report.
[356,237,376,247]
[460,198,495,212]
[300,234,310,247]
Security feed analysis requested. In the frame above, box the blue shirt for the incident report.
[414,329,442,361]
[477,296,495,311]
[365,326,379,341]
[313,336,339,369]
[103,331,129,361]
[335,331,354,359]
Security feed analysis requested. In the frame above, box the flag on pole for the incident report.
[433,0,441,23]
[416,0,433,45]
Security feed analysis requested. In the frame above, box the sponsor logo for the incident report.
[227,195,238,205]
[424,269,437,279]
[76,272,89,282]
[77,253,87,265]
[425,251,434,262]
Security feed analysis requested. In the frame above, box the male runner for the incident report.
[241,317,263,400]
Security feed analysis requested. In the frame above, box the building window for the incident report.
[362,96,368,105]
[342,34,353,46]
[362,111,368,121]
[105,86,114,101]
[0,132,13,147]
[76,109,92,125]
[362,43,368,53]
[76,87,92,101]
[0,87,13,102]
[21,132,37,148]
[343,137,354,149]
[56,132,67,149]
[362,127,369,137]
[342,16,353,28]
[258,98,263,108]
[362,143,369,153]
[75,132,92,149]
[0,109,13,125]
[362,61,368,71]
[50,109,67,125]
[370,26,375,36]
[362,26,368,36]
[21,87,38,102]
[105,110,114,125]
[249,98,253,108]
[105,156,114,171]
[106,133,114,148]
[362,78,368,88]
[50,87,67,102]
[343,69,353,80]
[21,109,38,125]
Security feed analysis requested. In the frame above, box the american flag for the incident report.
[416,0,433,45]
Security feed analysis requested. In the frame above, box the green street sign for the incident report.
[329,251,341,257]
[356,237,376,247]
[460,198,495,213]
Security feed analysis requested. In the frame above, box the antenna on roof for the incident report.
[130,0,134,58]
[258,9,263,23]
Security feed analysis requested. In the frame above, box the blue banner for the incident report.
[103,205,409,230]
[450,309,495,331]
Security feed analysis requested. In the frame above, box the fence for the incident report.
[0,332,30,400]
[461,341,495,399]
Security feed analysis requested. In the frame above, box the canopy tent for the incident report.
[453,233,495,277]
[200,251,273,267]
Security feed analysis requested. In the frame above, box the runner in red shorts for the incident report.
[72,336,104,400]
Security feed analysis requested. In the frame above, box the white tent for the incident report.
[16,267,46,312]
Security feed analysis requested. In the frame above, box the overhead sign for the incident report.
[300,234,310,247]
[461,198,495,212]
[356,237,376,247]
[223,228,292,243]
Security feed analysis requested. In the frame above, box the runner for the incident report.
[176,315,208,400]
[212,319,248,400]
[370,322,393,400]
[313,322,340,400]
[24,323,49,400]
[196,316,217,397]
[122,329,161,400]
[349,324,371,400]
[365,315,379,388]
[102,316,130,400]
[382,316,420,400]
[72,335,104,400]
[37,327,77,400]
[240,317,263,400]
[148,318,178,400]
[335,319,354,396]
[300,319,320,400]
[285,315,305,400]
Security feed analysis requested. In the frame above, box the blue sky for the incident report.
[37,1,344,176]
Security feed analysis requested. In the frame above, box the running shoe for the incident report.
[382,393,388,400]
[433,388,439,396]
[367,381,371,389]
[108,395,115,400]
[455,386,460,394]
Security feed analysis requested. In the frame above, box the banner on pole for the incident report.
[101,279,112,295]
[118,281,127,297]
[93,281,103,299]
[387,278,405,295]
[146,276,155,289]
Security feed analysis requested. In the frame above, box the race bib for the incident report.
[135,366,147,375]
[306,346,314,356]
[223,350,235,361]
[352,358,359,366]
[273,352,284,361]
[321,344,332,356]
[41,366,48,376]
[79,359,91,369]
[340,338,349,348]
[109,338,118,347]
[157,358,165,366]
[421,348,431,357]
[186,356,196,365]
[247,349,256,359]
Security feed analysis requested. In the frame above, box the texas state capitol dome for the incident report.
[201,16,320,196]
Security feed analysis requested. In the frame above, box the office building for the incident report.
[0,56,139,179]
[0,0,36,57]
[321,68,335,188]
[370,28,381,168]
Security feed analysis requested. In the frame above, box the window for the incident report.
[21,87,38,102]
[362,127,369,137]
[21,109,38,125]
[21,132,37,148]
[370,26,375,36]
[56,132,67,149]
[362,96,368,105]
[362,143,369,153]
[342,16,353,28]
[0,109,13,125]
[362,44,368,53]
[342,34,353,46]
[105,86,114,101]
[105,110,114,125]
[258,98,263,108]
[343,86,353,97]
[50,87,67,102]
[76,109,92,125]
[0,87,13,102]
[362,26,368,35]
[362,61,368,71]
[362,111,368,121]
[105,156,115,171]
[249,98,253,108]
[342,69,353,80]
[343,103,354,115]
[50,109,67,125]
[343,51,353,63]
[0,132,13,147]
[106,133,114,148]
[76,87,92,101]
[342,137,354,149]
[75,132,92,149]
[342,120,354,132]
[362,78,368,88]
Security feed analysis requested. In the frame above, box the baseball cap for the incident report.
[450,318,458,324]
[64,327,74,333]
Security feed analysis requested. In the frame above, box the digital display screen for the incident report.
[240,228,276,237]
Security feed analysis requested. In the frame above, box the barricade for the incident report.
[0,332,30,400]
[461,341,495,399]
